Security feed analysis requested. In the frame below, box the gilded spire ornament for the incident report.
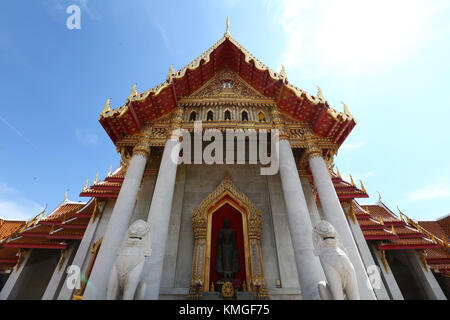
[391,225,396,235]
[359,180,367,193]
[377,191,382,202]
[94,173,99,185]
[225,16,230,36]
[107,165,112,177]
[280,64,287,80]
[167,65,175,81]
[341,101,352,119]
[128,84,138,100]
[100,98,111,118]
[83,178,89,192]
[317,86,325,100]
[336,167,342,178]
[64,191,68,201]
[349,174,355,187]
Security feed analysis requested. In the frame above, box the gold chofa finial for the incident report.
[349,174,355,187]
[360,179,367,193]
[280,65,287,79]
[341,101,350,115]
[101,98,111,116]
[83,178,89,192]
[94,173,99,185]
[64,190,68,201]
[167,65,175,81]
[317,86,325,100]
[107,165,112,177]
[377,191,382,202]
[128,84,137,100]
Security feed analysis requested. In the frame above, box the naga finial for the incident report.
[94,173,99,185]
[377,191,382,202]
[101,98,111,117]
[167,65,175,82]
[128,84,138,100]
[64,190,68,201]
[225,16,230,36]
[83,178,89,192]
[341,101,353,119]
[317,86,325,100]
[280,64,287,79]
[107,165,112,177]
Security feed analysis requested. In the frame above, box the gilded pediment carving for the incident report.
[188,69,268,100]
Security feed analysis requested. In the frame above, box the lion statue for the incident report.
[106,219,152,300]
[312,220,359,300]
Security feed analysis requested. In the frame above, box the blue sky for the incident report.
[0,0,449,222]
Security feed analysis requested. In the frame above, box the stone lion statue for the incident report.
[312,220,359,300]
[106,219,152,300]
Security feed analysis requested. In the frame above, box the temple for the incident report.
[0,20,448,300]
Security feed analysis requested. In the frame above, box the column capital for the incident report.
[167,106,184,140]
[270,108,289,141]
[133,125,152,160]
[305,143,323,160]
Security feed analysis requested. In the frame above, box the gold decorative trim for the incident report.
[380,249,389,274]
[72,237,103,300]
[99,20,351,125]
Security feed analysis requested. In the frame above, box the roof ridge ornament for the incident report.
[377,191,382,202]
[280,65,288,81]
[100,98,111,118]
[341,101,353,120]
[316,86,326,102]
[225,16,230,37]
[128,84,138,101]
[167,64,176,82]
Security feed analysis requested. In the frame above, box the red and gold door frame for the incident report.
[190,174,267,297]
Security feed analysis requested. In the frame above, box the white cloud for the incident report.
[0,183,44,220]
[278,0,450,77]
[75,130,99,147]
[0,201,44,221]
[341,141,364,151]
[408,180,450,202]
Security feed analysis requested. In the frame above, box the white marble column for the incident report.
[300,177,321,227]
[0,250,32,300]
[405,250,447,300]
[308,151,376,299]
[42,246,75,300]
[143,137,181,299]
[278,139,326,299]
[370,245,404,300]
[83,129,151,300]
[57,200,104,300]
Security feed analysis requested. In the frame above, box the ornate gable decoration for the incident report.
[180,69,274,106]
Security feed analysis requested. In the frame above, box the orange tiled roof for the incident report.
[80,167,124,199]
[418,221,450,243]
[42,201,85,222]
[0,219,25,240]
[437,214,450,236]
